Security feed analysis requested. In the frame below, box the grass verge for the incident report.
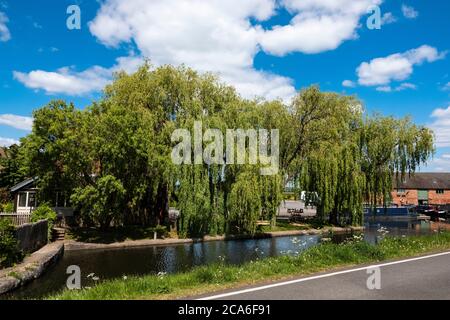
[49,231,450,300]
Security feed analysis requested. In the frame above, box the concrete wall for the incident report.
[15,220,48,254]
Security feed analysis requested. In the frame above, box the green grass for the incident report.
[258,221,311,232]
[48,231,450,300]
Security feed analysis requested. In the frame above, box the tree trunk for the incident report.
[155,183,169,226]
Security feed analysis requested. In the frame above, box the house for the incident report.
[11,177,39,214]
[10,177,74,216]
[391,173,450,206]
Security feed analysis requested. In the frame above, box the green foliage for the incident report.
[14,64,434,235]
[0,144,27,190]
[71,175,126,230]
[0,219,23,268]
[0,202,14,213]
[228,171,262,235]
[49,232,450,300]
[31,203,57,238]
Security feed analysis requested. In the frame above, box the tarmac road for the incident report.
[196,251,450,300]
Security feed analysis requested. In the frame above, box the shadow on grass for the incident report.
[67,226,165,244]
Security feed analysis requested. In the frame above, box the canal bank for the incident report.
[64,226,365,251]
[49,232,450,300]
[0,241,64,295]
[2,217,441,299]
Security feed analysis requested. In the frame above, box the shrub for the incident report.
[71,175,126,230]
[0,219,23,268]
[31,204,57,238]
[150,225,168,238]
[0,202,14,213]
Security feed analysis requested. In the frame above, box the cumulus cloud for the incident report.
[16,0,392,101]
[87,0,298,101]
[0,114,33,131]
[342,80,356,88]
[13,55,143,96]
[0,137,19,147]
[259,0,382,55]
[429,106,450,148]
[0,11,10,41]
[425,153,450,172]
[375,82,417,92]
[401,4,418,19]
[381,12,397,25]
[357,45,445,86]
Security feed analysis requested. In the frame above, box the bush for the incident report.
[150,225,168,238]
[0,202,14,213]
[71,175,126,230]
[31,204,57,238]
[0,219,23,268]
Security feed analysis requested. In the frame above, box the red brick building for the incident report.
[391,173,450,206]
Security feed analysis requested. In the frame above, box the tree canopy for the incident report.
[7,63,435,234]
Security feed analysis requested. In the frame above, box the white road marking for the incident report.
[198,251,450,300]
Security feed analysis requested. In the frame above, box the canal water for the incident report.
[4,216,434,299]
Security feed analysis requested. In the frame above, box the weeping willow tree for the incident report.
[16,64,434,232]
[361,115,435,210]
[286,87,434,226]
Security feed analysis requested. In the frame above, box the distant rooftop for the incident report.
[393,173,450,190]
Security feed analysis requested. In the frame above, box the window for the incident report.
[18,192,27,207]
[436,189,445,194]
[27,192,36,208]
[397,189,406,194]
[55,192,68,207]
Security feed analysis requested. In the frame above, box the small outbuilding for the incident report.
[10,177,74,217]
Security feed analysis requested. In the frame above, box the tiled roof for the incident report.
[393,173,450,190]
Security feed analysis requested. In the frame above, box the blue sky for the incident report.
[0,0,449,170]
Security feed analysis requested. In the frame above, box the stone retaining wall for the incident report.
[15,220,48,254]
[0,241,64,295]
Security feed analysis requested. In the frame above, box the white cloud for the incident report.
[442,82,450,91]
[14,55,143,96]
[376,82,417,92]
[429,106,450,148]
[0,137,19,147]
[357,45,445,86]
[424,153,450,172]
[0,114,33,131]
[0,11,10,42]
[401,4,418,19]
[397,82,416,90]
[376,86,392,92]
[381,12,397,25]
[87,0,297,102]
[15,0,396,102]
[342,80,356,88]
[259,0,382,55]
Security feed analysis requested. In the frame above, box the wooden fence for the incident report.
[0,213,31,226]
